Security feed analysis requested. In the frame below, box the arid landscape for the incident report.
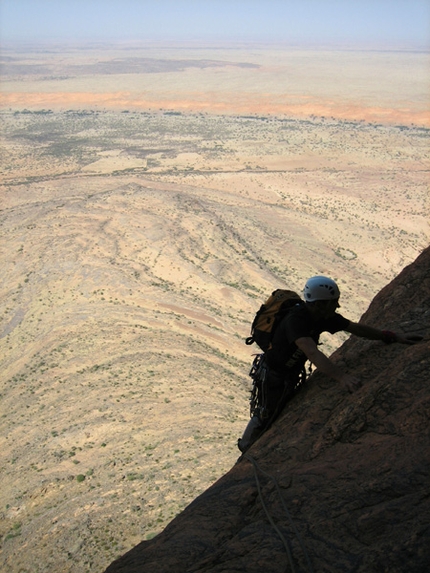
[0,43,429,573]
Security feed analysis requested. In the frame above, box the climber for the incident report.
[238,275,421,453]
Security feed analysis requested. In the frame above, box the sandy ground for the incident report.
[1,44,429,125]
[0,43,429,573]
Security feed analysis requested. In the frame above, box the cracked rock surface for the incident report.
[105,247,429,573]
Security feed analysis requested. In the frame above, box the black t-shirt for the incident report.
[266,303,350,374]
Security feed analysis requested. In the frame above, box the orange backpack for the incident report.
[245,289,302,351]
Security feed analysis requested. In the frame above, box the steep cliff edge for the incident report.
[105,247,429,573]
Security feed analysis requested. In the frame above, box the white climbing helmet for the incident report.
[303,276,340,302]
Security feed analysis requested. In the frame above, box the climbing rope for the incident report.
[243,453,315,573]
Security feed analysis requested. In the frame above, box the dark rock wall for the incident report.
[105,247,430,573]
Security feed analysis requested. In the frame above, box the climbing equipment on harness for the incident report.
[239,355,311,453]
[248,353,269,420]
[248,353,308,421]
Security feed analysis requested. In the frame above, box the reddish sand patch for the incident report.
[1,91,428,126]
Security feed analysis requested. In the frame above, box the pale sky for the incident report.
[1,0,429,48]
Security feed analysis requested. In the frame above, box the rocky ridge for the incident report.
[105,246,430,573]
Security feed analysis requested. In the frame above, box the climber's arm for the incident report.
[295,336,361,393]
[345,322,422,344]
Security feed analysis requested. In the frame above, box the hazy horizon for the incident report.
[1,0,429,49]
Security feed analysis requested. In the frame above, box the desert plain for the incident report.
[0,42,429,573]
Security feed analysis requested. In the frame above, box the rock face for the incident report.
[105,247,430,573]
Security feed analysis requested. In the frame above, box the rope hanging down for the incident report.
[243,453,315,573]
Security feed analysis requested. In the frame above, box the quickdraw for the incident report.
[248,353,268,420]
[248,354,310,421]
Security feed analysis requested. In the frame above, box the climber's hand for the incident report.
[396,334,423,345]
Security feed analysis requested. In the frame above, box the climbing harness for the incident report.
[239,353,311,452]
[243,452,315,573]
[249,353,269,420]
[248,353,310,422]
